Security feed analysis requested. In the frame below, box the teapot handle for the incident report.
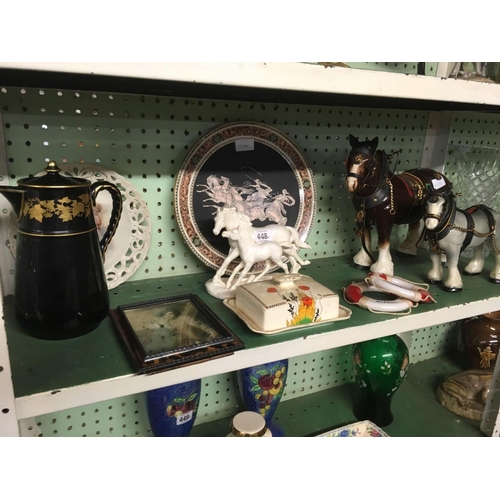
[90,181,123,258]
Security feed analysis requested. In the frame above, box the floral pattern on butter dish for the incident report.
[265,285,322,327]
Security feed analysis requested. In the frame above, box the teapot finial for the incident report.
[45,160,60,173]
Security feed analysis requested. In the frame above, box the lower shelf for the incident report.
[8,252,500,421]
[30,351,485,437]
[191,353,483,437]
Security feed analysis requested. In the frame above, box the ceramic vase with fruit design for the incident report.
[351,335,409,427]
[237,359,288,437]
[146,379,201,437]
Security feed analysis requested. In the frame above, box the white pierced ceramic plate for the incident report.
[316,420,389,437]
[7,164,151,289]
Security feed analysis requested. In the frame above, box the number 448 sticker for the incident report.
[254,230,270,243]
[167,391,198,425]
[177,411,193,426]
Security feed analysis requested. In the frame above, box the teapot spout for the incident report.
[0,186,25,218]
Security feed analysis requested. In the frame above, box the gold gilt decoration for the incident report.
[477,346,497,369]
[22,194,92,223]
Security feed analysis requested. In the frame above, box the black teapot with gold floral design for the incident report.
[0,161,122,340]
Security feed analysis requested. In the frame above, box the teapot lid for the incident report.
[18,161,90,188]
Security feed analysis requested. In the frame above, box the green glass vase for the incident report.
[351,335,409,427]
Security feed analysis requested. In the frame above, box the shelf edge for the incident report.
[1,62,500,107]
[15,294,500,420]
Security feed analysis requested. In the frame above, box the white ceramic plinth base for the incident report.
[205,274,275,300]
[205,279,236,300]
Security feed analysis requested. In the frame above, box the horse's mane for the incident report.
[219,205,254,228]
[369,149,392,181]
[234,209,253,228]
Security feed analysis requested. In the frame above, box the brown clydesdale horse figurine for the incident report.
[345,135,453,276]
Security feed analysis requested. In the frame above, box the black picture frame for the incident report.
[109,294,244,374]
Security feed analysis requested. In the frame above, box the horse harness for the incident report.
[350,149,430,263]
[351,151,429,217]
[424,194,500,255]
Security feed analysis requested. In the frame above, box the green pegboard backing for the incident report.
[0,86,430,290]
[31,323,460,437]
[0,84,480,437]
[409,322,460,363]
[31,395,153,437]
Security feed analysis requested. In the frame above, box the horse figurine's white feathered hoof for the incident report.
[426,266,463,292]
[427,272,463,292]
[427,278,442,284]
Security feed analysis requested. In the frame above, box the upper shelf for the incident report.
[7,253,500,420]
[1,62,500,111]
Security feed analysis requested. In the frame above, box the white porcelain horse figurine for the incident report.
[424,192,500,292]
[212,206,310,282]
[222,228,290,290]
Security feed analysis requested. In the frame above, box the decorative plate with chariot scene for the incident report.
[174,121,316,274]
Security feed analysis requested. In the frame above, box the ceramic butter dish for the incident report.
[223,273,351,335]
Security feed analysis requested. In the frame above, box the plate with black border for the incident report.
[174,121,316,275]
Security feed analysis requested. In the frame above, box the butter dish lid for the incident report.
[238,274,338,309]
[224,273,352,335]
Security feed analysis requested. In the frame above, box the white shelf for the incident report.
[1,62,500,108]
[14,294,500,420]
[11,257,500,420]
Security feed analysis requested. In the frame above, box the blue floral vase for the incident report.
[351,335,409,427]
[146,379,201,437]
[237,359,288,437]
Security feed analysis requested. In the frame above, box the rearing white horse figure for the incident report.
[212,206,310,282]
[222,228,290,290]
[424,192,500,292]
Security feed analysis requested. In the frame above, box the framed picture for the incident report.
[109,294,244,374]
[174,121,316,275]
